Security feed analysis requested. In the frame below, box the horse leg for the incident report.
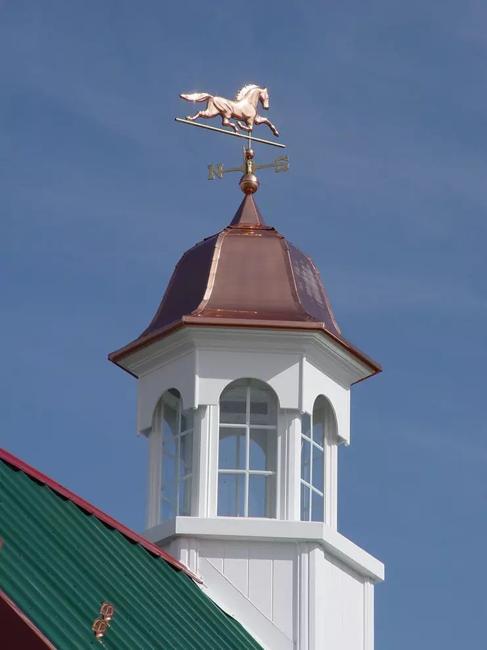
[186,110,204,121]
[237,118,254,132]
[222,115,239,133]
[187,101,218,121]
[254,115,279,137]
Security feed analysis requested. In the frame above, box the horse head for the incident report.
[259,87,270,110]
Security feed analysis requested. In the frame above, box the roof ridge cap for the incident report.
[191,229,226,316]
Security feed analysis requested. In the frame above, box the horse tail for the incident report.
[180,92,211,102]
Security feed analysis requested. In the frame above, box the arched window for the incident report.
[160,389,193,520]
[218,379,277,518]
[300,396,327,522]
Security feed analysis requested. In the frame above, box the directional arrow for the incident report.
[208,155,289,181]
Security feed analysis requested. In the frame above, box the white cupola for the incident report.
[110,191,384,650]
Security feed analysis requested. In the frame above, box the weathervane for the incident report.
[176,84,288,194]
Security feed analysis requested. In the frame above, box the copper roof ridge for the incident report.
[305,252,342,335]
[280,236,322,323]
[0,448,201,583]
[191,230,226,317]
[140,231,220,338]
[284,238,342,336]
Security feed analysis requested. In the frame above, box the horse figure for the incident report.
[179,84,279,137]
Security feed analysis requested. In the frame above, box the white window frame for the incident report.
[159,391,194,520]
[218,380,278,518]
[299,396,330,523]
[300,418,325,522]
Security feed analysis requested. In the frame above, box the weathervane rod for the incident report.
[175,118,286,149]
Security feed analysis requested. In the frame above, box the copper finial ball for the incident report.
[240,172,259,194]
[240,147,259,193]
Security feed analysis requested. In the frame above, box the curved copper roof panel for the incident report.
[109,195,380,374]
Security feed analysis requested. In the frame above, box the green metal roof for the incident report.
[0,450,262,649]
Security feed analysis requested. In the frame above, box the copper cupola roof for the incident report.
[109,194,381,375]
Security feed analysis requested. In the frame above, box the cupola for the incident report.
[110,111,384,649]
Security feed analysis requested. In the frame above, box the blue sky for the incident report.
[2,1,486,647]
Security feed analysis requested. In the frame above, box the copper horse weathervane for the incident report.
[180,84,279,137]
[176,83,288,193]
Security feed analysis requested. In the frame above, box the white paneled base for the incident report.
[157,530,379,650]
[200,557,293,650]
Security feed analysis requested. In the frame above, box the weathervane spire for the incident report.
[175,83,288,193]
[239,148,259,195]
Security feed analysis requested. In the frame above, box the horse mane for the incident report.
[235,84,261,100]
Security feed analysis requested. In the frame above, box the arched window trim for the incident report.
[217,378,278,518]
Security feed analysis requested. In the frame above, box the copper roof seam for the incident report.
[141,233,219,337]
[281,237,319,322]
[191,229,226,316]
[141,253,190,335]
[302,248,342,335]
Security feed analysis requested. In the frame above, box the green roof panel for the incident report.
[0,452,262,649]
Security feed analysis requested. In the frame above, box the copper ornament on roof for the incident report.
[176,83,288,193]
[91,602,115,641]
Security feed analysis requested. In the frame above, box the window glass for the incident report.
[162,457,177,518]
[312,447,324,493]
[300,483,310,521]
[179,477,192,516]
[311,491,324,522]
[162,399,178,442]
[218,379,277,518]
[161,498,175,521]
[220,382,247,424]
[249,475,275,517]
[218,474,245,517]
[162,431,176,462]
[162,455,176,494]
[179,433,193,478]
[312,402,325,446]
[181,408,193,433]
[219,427,246,470]
[160,390,194,521]
[249,383,277,425]
[300,397,329,523]
[301,438,311,483]
[250,428,276,471]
